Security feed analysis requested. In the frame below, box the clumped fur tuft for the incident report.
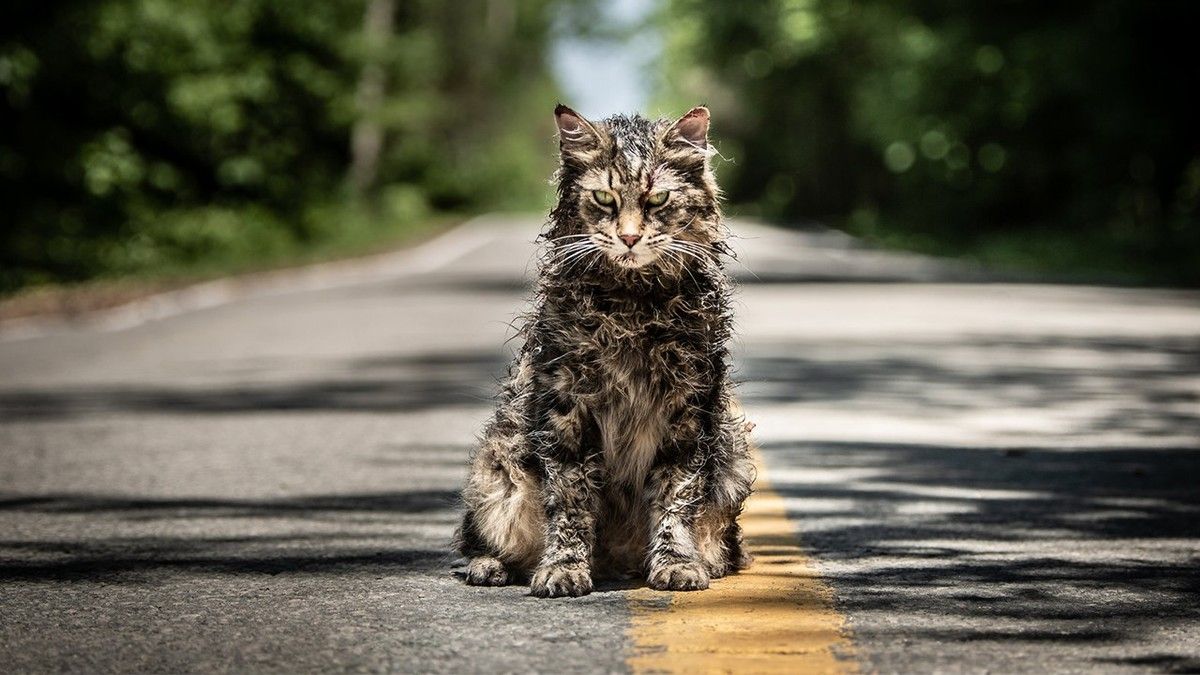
[456,105,755,597]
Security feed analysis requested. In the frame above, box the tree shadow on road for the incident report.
[737,334,1200,439]
[0,487,463,582]
[738,331,1199,667]
[0,350,510,420]
[755,438,1200,661]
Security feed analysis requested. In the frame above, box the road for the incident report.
[1,216,1198,673]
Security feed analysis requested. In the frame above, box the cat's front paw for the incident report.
[464,556,511,586]
[530,562,593,598]
[648,561,710,591]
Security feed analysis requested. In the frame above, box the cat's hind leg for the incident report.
[457,429,546,583]
[457,507,522,586]
[464,555,512,586]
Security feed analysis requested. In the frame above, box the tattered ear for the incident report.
[669,106,710,150]
[554,103,599,151]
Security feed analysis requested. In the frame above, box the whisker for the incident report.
[546,241,595,260]
[671,241,715,257]
[555,247,595,268]
[669,237,712,250]
[669,243,721,279]
[583,249,606,274]
[666,242,707,260]
[550,240,593,253]
[665,244,705,264]
[661,247,702,287]
[658,247,687,270]
[552,242,600,269]
[681,239,757,279]
[673,214,702,235]
[560,248,600,276]
[671,241,726,272]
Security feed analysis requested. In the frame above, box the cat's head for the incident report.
[549,105,723,276]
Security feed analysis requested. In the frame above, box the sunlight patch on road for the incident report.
[627,451,858,674]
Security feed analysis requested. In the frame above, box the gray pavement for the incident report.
[1,216,1198,673]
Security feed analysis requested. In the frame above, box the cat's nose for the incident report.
[619,234,642,249]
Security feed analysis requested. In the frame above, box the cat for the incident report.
[456,104,754,598]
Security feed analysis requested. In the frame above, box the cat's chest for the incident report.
[539,299,712,400]
[590,319,703,384]
[595,363,664,486]
[576,303,706,356]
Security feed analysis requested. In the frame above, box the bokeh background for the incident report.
[3,0,1198,295]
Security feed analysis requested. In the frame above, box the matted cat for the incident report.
[456,104,755,598]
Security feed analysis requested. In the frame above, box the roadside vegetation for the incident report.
[656,0,1200,285]
[3,0,1197,297]
[1,0,563,295]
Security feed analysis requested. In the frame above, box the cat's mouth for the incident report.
[612,250,656,269]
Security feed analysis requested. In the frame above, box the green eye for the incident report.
[646,190,669,207]
[592,190,615,206]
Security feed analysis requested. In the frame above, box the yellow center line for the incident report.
[627,450,858,674]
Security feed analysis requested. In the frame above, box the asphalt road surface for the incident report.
[1,216,1198,673]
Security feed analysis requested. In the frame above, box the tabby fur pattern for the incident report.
[456,104,755,598]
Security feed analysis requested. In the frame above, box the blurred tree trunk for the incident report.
[349,0,395,196]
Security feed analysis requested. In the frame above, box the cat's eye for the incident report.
[592,190,616,207]
[645,190,669,207]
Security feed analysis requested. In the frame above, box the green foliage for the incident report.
[659,0,1200,283]
[0,0,562,292]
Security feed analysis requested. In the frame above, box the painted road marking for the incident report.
[628,451,857,674]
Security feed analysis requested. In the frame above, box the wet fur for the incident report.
[456,106,755,597]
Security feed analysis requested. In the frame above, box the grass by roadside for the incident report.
[0,212,459,324]
[837,218,1200,288]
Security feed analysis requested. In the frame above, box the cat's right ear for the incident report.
[555,104,600,155]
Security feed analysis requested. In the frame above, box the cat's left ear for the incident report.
[669,106,709,150]
[555,104,600,151]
